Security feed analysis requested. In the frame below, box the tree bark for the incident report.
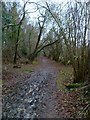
[13,25,21,64]
[13,2,26,64]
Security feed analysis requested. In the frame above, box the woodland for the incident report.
[2,0,90,119]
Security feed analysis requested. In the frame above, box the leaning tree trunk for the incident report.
[87,1,90,82]
[13,25,21,64]
[13,2,26,64]
[88,48,90,82]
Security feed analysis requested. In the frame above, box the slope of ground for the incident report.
[2,56,89,119]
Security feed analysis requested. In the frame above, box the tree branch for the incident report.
[2,1,34,31]
[37,39,60,54]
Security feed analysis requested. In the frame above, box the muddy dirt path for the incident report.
[2,57,60,118]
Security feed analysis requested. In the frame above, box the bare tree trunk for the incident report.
[13,25,21,64]
[88,12,90,81]
[87,1,90,82]
[13,2,27,64]
[29,17,46,62]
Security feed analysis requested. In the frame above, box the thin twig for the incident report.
[75,84,90,91]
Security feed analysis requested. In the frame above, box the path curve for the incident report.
[3,57,60,118]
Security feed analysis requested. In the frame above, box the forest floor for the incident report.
[2,56,89,119]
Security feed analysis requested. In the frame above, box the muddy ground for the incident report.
[2,57,89,119]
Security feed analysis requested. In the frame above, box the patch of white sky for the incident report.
[4,0,89,40]
[4,0,89,29]
[18,0,90,37]
[18,0,69,25]
[19,0,89,23]
[4,0,89,25]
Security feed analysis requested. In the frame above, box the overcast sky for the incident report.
[2,0,68,24]
[3,0,89,24]
[2,0,68,4]
[3,0,89,3]
[20,0,69,24]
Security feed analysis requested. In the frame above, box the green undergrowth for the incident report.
[56,65,90,118]
[21,66,34,73]
[64,83,83,90]
[20,63,34,73]
[56,65,73,91]
[20,60,38,73]
[0,80,2,85]
[32,60,38,65]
